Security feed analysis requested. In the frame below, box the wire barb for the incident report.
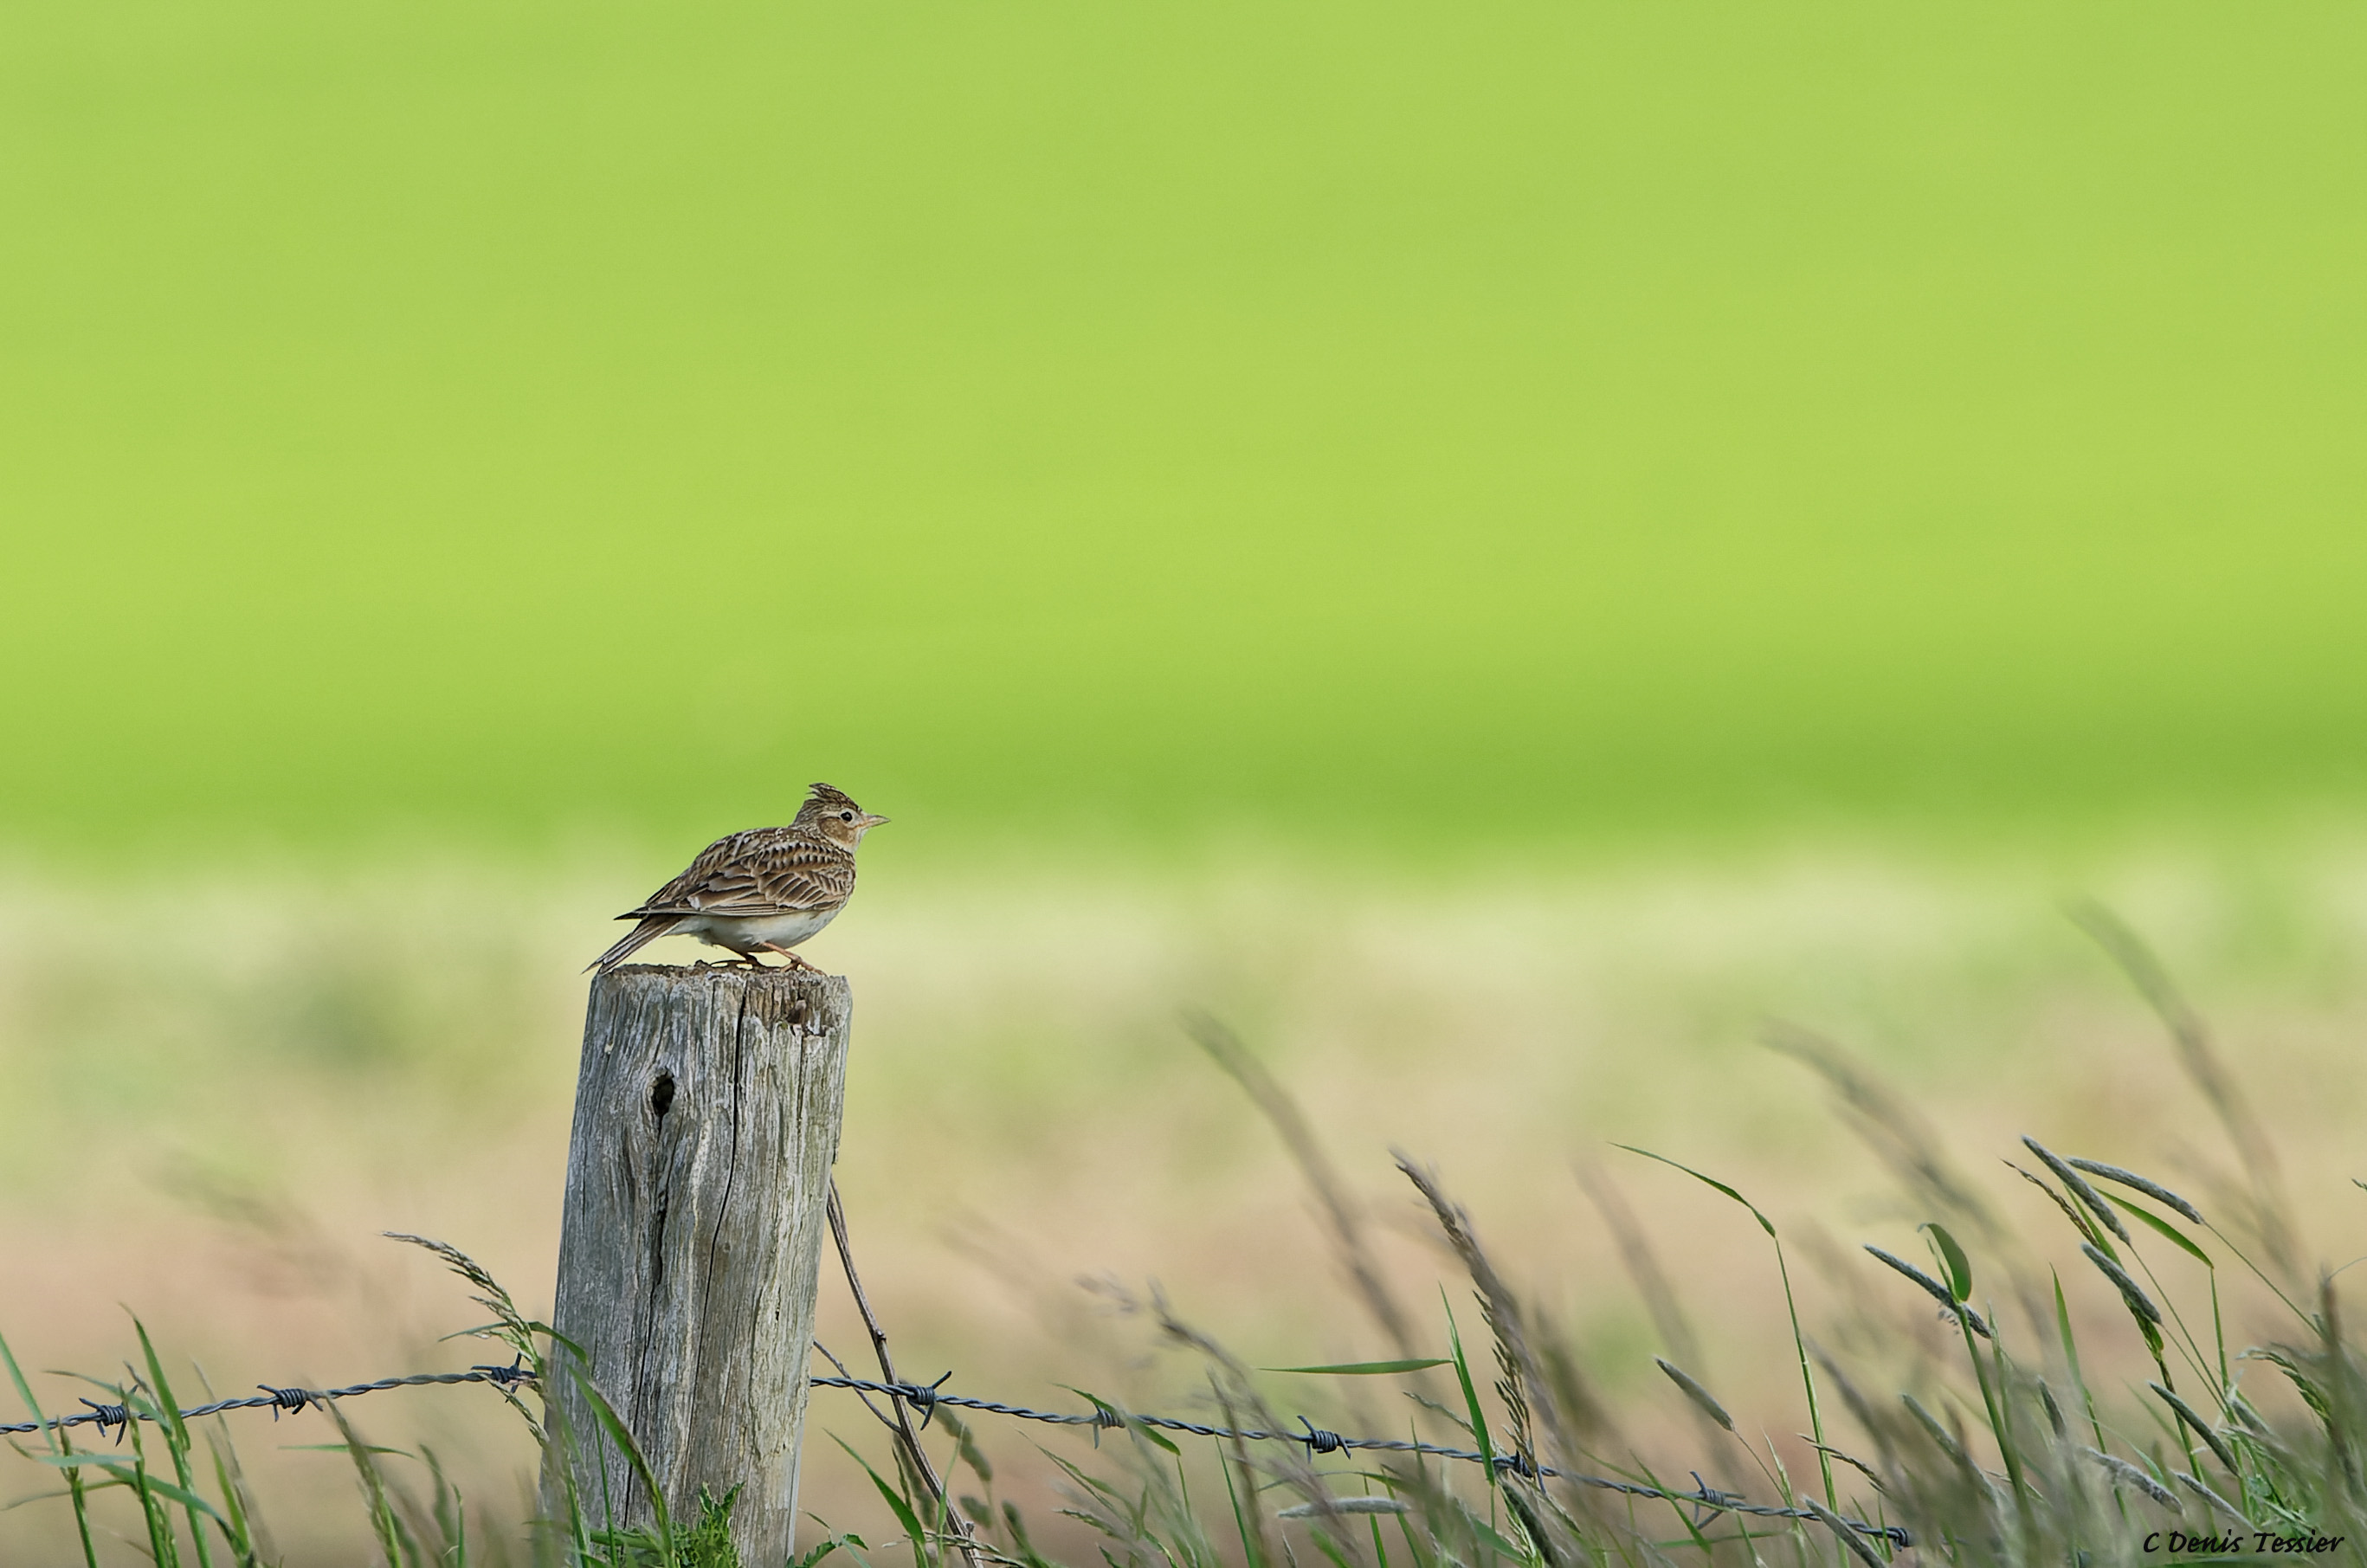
[0,1359,1912,1550]
[77,1399,130,1442]
[474,1359,536,1389]
[806,1373,1910,1547]
[1297,1415,1345,1455]
[906,1369,952,1429]
[0,1366,543,1438]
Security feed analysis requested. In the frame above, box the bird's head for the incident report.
[799,782,889,847]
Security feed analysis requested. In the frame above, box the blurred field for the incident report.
[6,1,2367,852]
[6,838,2367,1558]
[10,0,2367,1556]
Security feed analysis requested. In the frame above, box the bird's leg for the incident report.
[755,943,822,972]
[719,945,773,969]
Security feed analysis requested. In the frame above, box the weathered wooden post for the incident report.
[542,965,851,1563]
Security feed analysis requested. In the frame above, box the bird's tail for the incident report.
[588,916,680,975]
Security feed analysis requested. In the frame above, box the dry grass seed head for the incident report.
[1392,1150,1605,1468]
[2020,1139,2132,1246]
[1762,1020,2000,1241]
[2063,1159,2203,1226]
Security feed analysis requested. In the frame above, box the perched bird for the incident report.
[589,783,889,975]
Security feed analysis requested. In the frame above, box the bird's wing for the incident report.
[622,828,855,918]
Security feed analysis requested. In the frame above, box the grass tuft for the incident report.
[10,913,2367,1567]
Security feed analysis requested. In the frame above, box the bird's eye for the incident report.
[840,810,855,821]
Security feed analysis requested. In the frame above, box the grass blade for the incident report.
[1440,1294,1496,1487]
[833,1432,930,1559]
[572,1371,674,1562]
[2119,1200,2214,1268]
[1619,1145,1836,1507]
[1,1330,99,1568]
[1920,1223,1971,1302]
[134,1319,217,1568]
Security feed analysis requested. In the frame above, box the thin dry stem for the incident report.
[829,1181,984,1568]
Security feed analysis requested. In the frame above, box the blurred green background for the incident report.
[6,0,2364,858]
[9,10,2367,1552]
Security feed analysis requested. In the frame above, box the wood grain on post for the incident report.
[542,965,851,1564]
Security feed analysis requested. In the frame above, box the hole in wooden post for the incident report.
[649,1070,675,1118]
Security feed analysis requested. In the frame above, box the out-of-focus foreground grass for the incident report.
[5,842,2367,1558]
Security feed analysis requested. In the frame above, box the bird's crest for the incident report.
[797,781,862,822]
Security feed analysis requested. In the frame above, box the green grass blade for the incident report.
[1617,1144,1835,1507]
[2119,1199,2214,1268]
[2211,1272,2231,1396]
[2053,1270,2110,1455]
[1920,1223,1971,1301]
[0,1333,59,1456]
[1392,1504,1432,1568]
[1216,1433,1265,1568]
[1306,1521,1362,1568]
[1447,1497,1530,1564]
[1441,1295,1496,1486]
[790,1531,868,1568]
[124,1473,234,1526]
[134,1319,217,1568]
[831,1432,930,1558]
[1957,1298,2030,1533]
[55,1429,101,1565]
[1629,1457,1714,1559]
[123,1412,183,1568]
[0,1332,100,1568]
[1612,1145,1773,1237]
[28,1451,144,1472]
[204,1427,262,1568]
[574,1370,674,1559]
[322,1403,410,1568]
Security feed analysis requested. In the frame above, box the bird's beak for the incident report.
[861,813,891,829]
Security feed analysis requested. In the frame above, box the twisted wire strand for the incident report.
[0,1365,535,1441]
[0,1363,1906,1546]
[809,1375,1910,1546]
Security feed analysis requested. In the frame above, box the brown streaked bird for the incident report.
[588,783,889,975]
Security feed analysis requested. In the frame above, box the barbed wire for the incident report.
[0,1365,535,1440]
[1,1363,1906,1548]
[810,1374,1908,1547]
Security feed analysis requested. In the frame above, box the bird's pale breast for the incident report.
[680,907,842,950]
